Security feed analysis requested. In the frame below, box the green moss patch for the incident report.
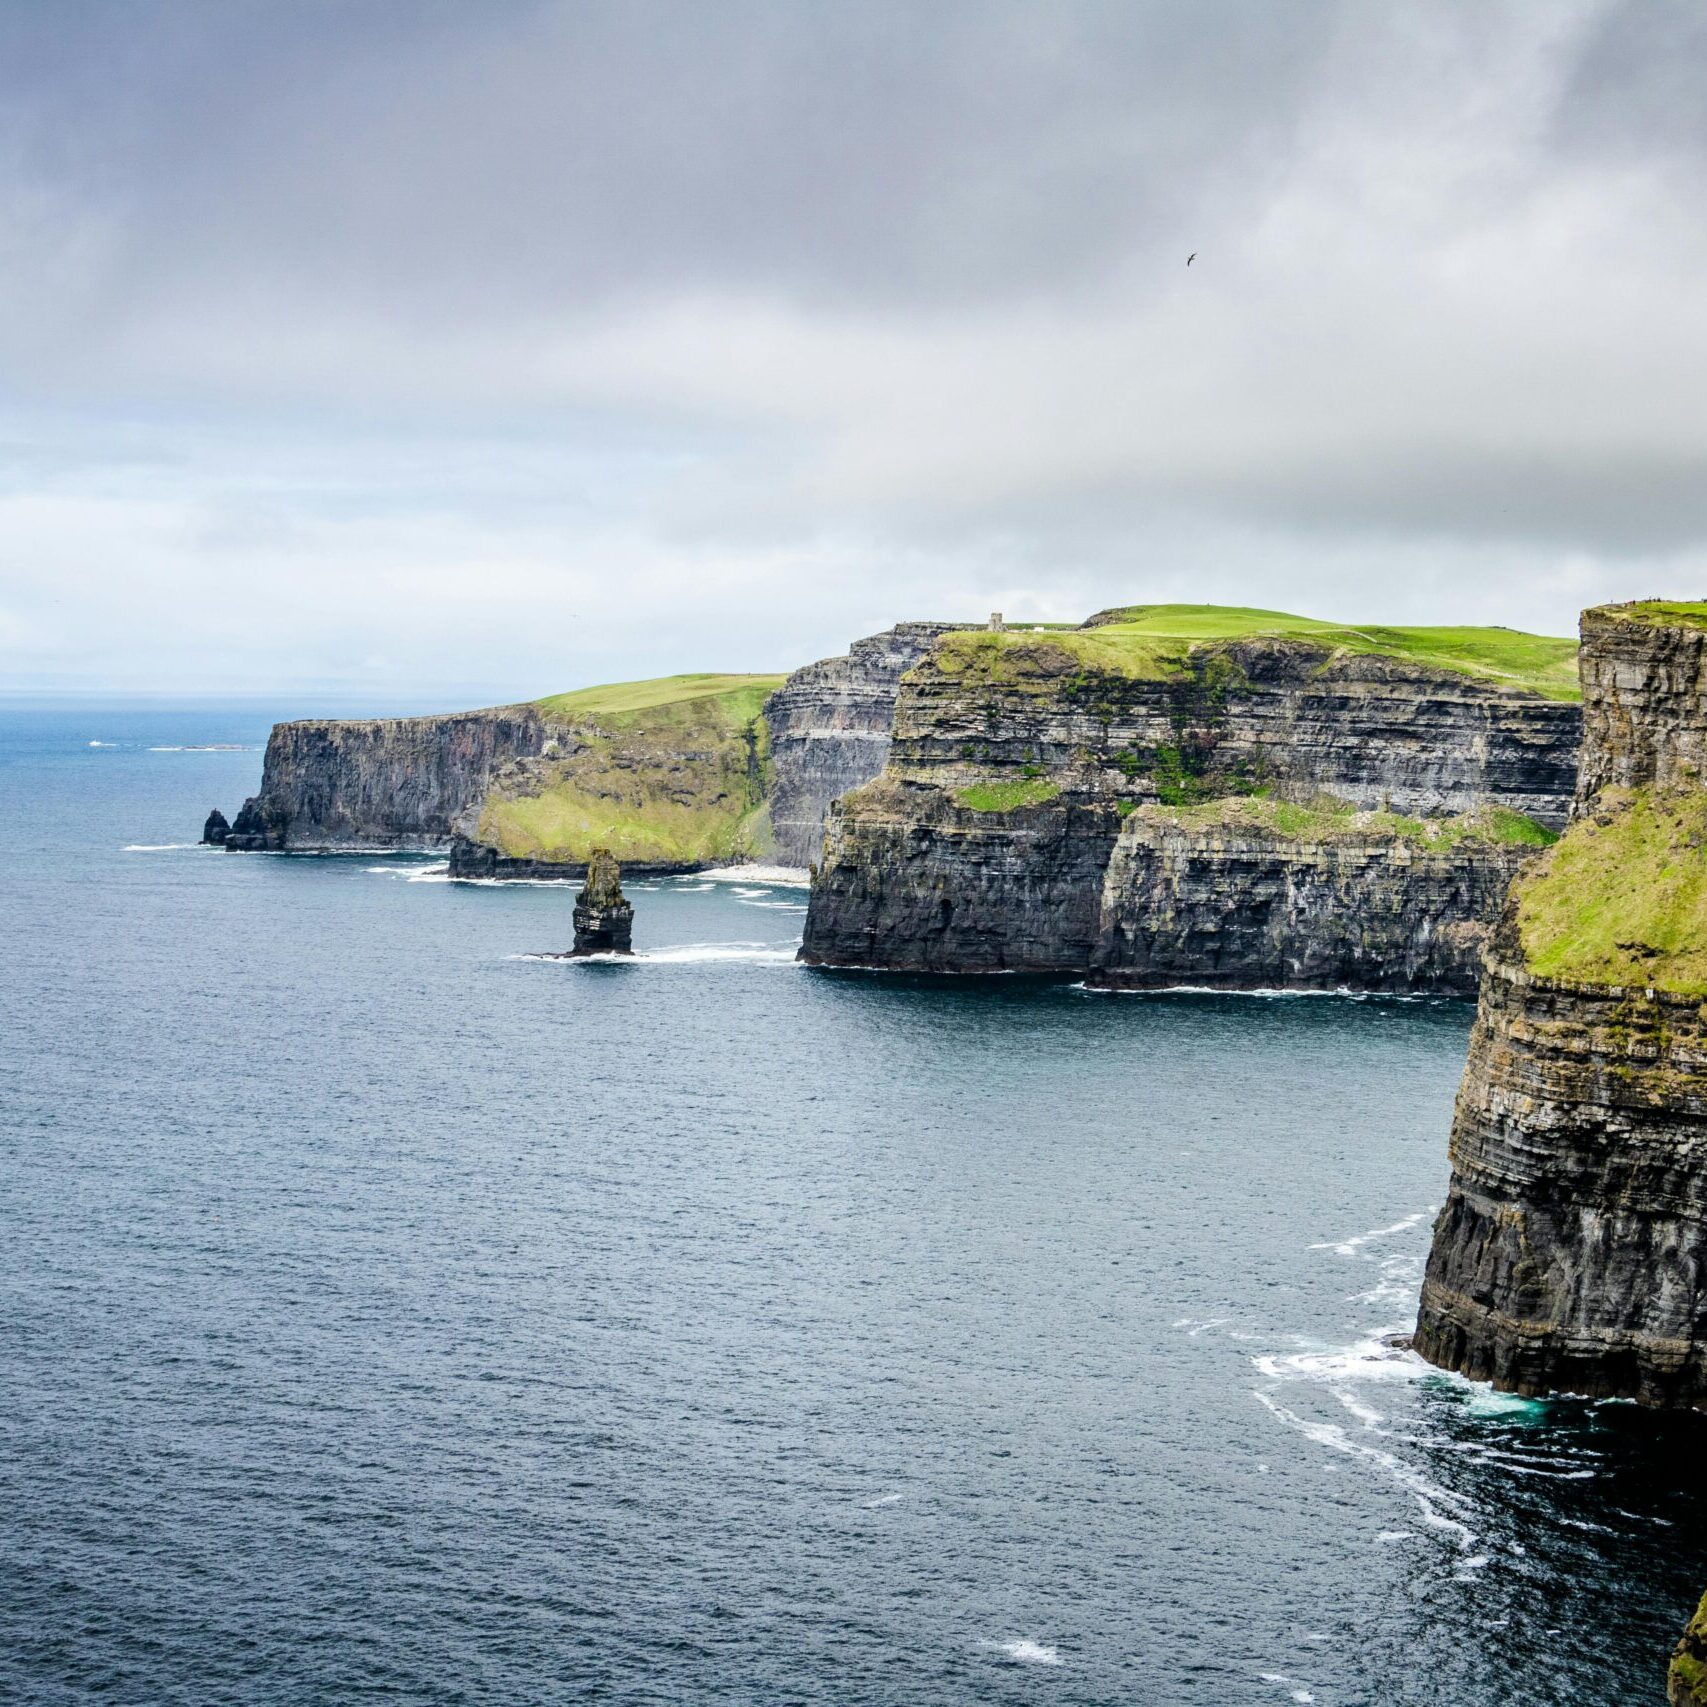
[932,605,1580,700]
[1516,789,1707,994]
[953,777,1064,813]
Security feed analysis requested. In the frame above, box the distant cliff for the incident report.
[763,622,967,866]
[802,609,1581,984]
[225,707,549,850]
[220,625,947,869]
[1415,600,1707,1402]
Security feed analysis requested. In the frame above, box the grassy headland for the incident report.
[472,673,785,865]
[930,604,1581,701]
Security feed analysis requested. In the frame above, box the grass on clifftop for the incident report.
[536,673,785,723]
[931,605,1581,700]
[1599,600,1707,631]
[1140,794,1559,851]
[1516,788,1707,994]
[477,674,779,864]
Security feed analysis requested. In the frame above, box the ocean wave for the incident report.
[122,842,211,852]
[511,943,799,966]
[988,1640,1061,1667]
[697,864,811,887]
[1310,1209,1436,1258]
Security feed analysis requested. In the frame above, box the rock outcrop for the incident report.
[1415,600,1707,1404]
[201,809,230,846]
[570,849,634,955]
[803,617,1580,981]
[763,623,968,866]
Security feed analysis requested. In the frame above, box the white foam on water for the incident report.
[1254,1336,1430,1386]
[731,886,770,897]
[1310,1209,1435,1258]
[122,842,209,852]
[697,863,811,887]
[673,881,716,893]
[1336,1390,1385,1427]
[1259,1674,1315,1703]
[990,1640,1061,1667]
[1376,1531,1417,1544]
[1252,1392,1480,1554]
[861,1492,905,1508]
[645,943,798,964]
[87,740,119,747]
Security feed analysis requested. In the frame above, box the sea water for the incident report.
[3,704,1704,1706]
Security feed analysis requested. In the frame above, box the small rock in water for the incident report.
[201,808,230,846]
[570,848,634,956]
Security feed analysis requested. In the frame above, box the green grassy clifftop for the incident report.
[932,604,1581,700]
[467,673,784,867]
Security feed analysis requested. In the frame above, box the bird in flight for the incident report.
[1187,252,1196,266]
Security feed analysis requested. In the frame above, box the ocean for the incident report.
[3,703,1703,1705]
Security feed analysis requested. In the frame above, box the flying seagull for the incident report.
[1187,252,1196,266]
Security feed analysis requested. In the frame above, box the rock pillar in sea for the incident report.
[1414,600,1707,1405]
[571,848,634,956]
[201,809,231,846]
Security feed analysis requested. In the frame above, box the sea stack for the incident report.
[1414,600,1707,1404]
[571,848,634,956]
[201,808,230,845]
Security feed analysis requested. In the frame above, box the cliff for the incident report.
[763,622,967,866]
[1673,1593,1707,1705]
[1087,798,1550,995]
[221,625,944,869]
[1415,601,1707,1403]
[802,606,1580,981]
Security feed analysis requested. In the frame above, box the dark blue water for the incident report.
[4,706,1705,1706]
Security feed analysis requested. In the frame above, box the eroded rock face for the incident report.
[201,809,230,846]
[800,778,1119,972]
[1576,603,1707,804]
[1415,602,1707,1406]
[224,708,549,850]
[803,635,1578,980]
[1087,809,1534,994]
[886,638,1581,824]
[1413,910,1707,1402]
[571,849,634,956]
[763,623,968,867]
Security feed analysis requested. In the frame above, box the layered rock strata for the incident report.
[763,623,967,866]
[803,630,1579,979]
[570,850,634,956]
[1086,801,1540,995]
[225,707,548,850]
[1415,601,1707,1404]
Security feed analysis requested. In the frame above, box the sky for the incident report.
[2,0,1705,702]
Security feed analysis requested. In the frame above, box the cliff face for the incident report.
[225,708,548,850]
[1087,800,1541,995]
[803,623,1579,979]
[763,623,967,867]
[885,634,1580,824]
[1415,601,1707,1406]
[1575,603,1707,804]
[799,777,1120,972]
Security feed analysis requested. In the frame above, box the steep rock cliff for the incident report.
[804,609,1580,980]
[225,707,549,850]
[1415,601,1707,1404]
[763,623,967,866]
[1087,799,1546,995]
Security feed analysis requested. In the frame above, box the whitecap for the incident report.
[122,842,209,852]
[991,1640,1060,1666]
[697,863,811,887]
[1309,1209,1436,1258]
[861,1492,905,1508]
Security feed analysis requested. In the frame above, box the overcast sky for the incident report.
[3,0,1705,700]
